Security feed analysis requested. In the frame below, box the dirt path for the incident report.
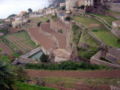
[26,69,120,78]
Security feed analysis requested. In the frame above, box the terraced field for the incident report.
[92,14,117,25]
[74,15,120,48]
[3,31,37,53]
[0,40,13,55]
[26,70,120,90]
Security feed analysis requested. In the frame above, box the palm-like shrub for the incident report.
[0,60,15,90]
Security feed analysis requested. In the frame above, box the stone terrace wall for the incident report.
[90,51,120,68]
[50,20,73,51]
[108,3,120,12]
[50,19,71,34]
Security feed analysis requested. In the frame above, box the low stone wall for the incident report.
[20,47,42,58]
[90,51,120,68]
[111,29,120,38]
[50,19,71,34]
[108,3,120,12]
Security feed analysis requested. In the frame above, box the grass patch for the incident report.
[80,78,120,86]
[30,16,49,23]
[106,10,120,18]
[42,77,120,88]
[80,31,98,47]
[16,82,57,90]
[92,29,120,48]
[73,15,101,26]
[74,15,120,48]
[78,47,98,59]
[93,14,116,25]
[3,31,37,53]
[43,77,79,88]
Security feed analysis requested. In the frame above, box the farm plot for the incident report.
[3,31,37,53]
[74,15,120,48]
[0,40,13,55]
[92,14,117,25]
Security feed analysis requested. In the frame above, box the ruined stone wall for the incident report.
[50,19,73,51]
[90,51,120,68]
[106,3,120,12]
[50,19,71,34]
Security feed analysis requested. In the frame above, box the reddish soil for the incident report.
[40,23,67,49]
[74,83,111,90]
[10,28,22,33]
[28,27,56,50]
[26,70,120,90]
[0,42,12,55]
[26,70,120,78]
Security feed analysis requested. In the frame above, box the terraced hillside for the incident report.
[74,15,120,48]
[88,13,116,26]
[28,16,50,28]
[3,31,37,53]
[0,40,13,55]
[26,69,120,90]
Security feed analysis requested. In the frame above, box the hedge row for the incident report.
[25,61,109,70]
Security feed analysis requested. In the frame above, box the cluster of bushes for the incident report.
[78,47,98,59]
[0,29,9,34]
[72,24,82,45]
[16,82,56,90]
[25,61,109,70]
[0,58,55,90]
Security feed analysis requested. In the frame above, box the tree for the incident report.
[37,22,42,27]
[40,54,49,63]
[7,14,16,19]
[0,60,15,90]
[28,8,33,13]
[65,16,71,21]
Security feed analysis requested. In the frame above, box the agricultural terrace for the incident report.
[30,16,49,23]
[79,31,99,59]
[74,15,120,48]
[92,14,117,25]
[26,70,120,89]
[28,16,49,27]
[3,31,37,53]
[80,31,98,48]
[106,10,120,18]
[0,40,13,55]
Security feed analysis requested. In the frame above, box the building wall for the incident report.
[66,0,94,11]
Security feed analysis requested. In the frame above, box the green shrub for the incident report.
[58,29,63,33]
[16,82,57,90]
[72,24,81,44]
[40,54,49,62]
[25,61,109,70]
[72,24,79,32]
[92,29,98,32]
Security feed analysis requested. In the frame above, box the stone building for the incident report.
[12,16,28,28]
[66,0,94,12]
